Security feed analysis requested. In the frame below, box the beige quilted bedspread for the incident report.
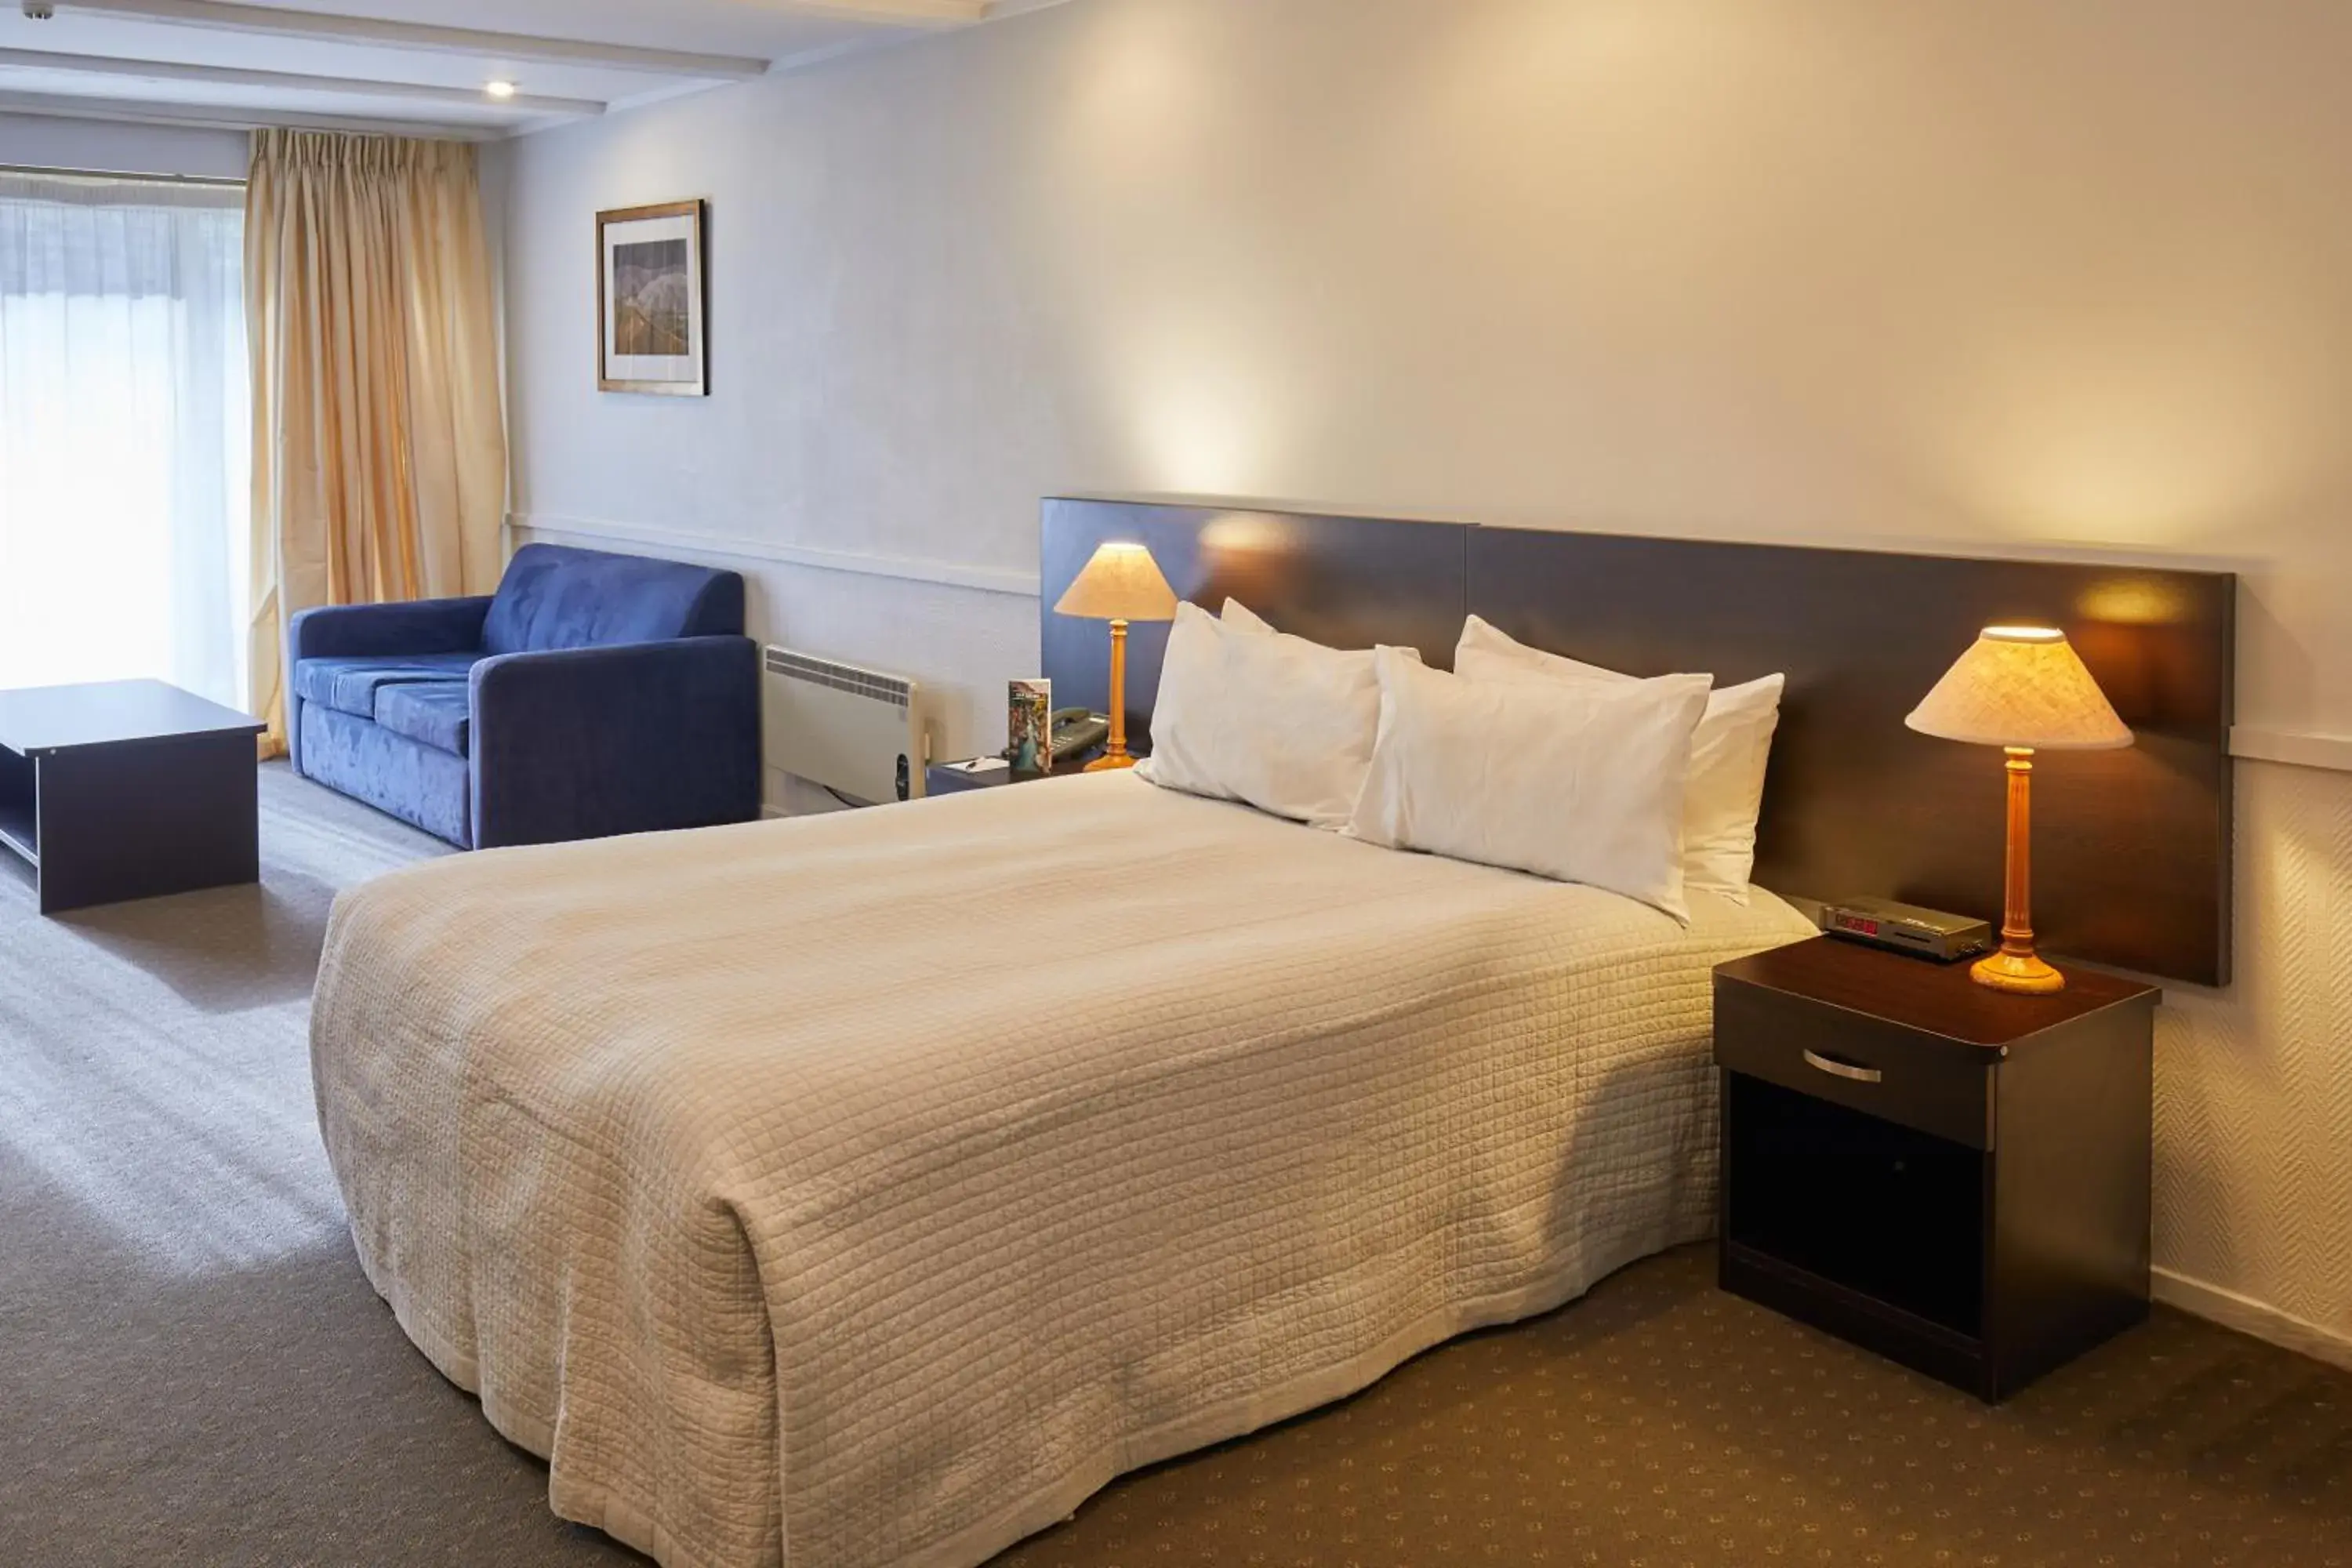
[310,771,1813,1568]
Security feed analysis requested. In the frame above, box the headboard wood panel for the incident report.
[1041,497,2234,986]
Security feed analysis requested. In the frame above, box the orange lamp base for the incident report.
[1972,746,2066,995]
[1085,619,1138,775]
[1970,949,2065,995]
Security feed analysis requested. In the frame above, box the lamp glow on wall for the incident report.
[1906,626,2133,994]
[1054,541,1178,771]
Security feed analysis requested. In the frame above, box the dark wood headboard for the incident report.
[1041,497,2235,987]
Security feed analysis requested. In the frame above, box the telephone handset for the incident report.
[1007,708,1110,769]
[1048,709,1109,764]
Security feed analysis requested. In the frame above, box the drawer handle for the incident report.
[1802,1049,1883,1085]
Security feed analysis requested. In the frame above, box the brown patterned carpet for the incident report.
[997,1247,2352,1568]
[4,768,2349,1566]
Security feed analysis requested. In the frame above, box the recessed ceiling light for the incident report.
[485,80,518,100]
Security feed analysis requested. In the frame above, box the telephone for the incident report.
[1006,709,1110,770]
[1050,709,1111,763]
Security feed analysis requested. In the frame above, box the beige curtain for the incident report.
[245,129,507,753]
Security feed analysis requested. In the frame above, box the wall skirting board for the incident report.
[2154,1269,2352,1374]
[509,512,1042,599]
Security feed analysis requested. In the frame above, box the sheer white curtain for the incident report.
[0,172,250,708]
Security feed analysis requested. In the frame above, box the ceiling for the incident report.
[0,0,1070,140]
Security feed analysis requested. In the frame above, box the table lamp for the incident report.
[1905,626,2132,994]
[1053,541,1178,771]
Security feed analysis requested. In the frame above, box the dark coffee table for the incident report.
[0,680,266,915]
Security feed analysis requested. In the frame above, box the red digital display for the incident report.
[1835,914,1880,937]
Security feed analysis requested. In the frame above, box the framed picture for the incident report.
[597,199,707,396]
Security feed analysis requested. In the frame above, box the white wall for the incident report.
[498,0,2352,1359]
[0,112,247,180]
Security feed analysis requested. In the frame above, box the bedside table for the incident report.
[924,757,1091,797]
[1713,935,2158,1403]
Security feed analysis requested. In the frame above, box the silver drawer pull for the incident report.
[1802,1049,1883,1085]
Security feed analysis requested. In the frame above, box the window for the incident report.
[0,172,250,709]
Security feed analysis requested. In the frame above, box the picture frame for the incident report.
[597,199,707,396]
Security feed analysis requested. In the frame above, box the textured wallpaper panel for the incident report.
[2156,760,2352,1339]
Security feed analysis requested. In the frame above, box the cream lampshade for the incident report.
[1905,626,2132,994]
[1053,542,1178,771]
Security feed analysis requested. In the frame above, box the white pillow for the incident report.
[1454,615,1783,903]
[1138,601,1389,829]
[1225,599,1425,667]
[1349,648,1710,920]
[1221,598,1274,633]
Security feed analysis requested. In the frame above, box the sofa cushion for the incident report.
[481,543,746,656]
[293,653,480,720]
[299,702,471,848]
[374,681,472,757]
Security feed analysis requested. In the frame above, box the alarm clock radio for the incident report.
[1819,896,1994,964]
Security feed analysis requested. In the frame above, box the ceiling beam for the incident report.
[0,45,603,115]
[52,0,773,80]
[0,85,495,139]
[749,0,988,23]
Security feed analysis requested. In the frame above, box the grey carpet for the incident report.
[0,764,637,1566]
[5,766,2349,1566]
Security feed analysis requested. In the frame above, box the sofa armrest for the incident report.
[289,597,492,662]
[470,635,763,849]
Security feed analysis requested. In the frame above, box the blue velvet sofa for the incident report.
[287,543,762,850]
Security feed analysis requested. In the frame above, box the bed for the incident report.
[316,497,2236,1568]
[313,769,1817,1568]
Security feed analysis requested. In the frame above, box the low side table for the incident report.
[0,680,266,915]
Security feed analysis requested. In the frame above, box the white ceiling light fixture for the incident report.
[46,0,774,80]
[0,0,1078,141]
[0,42,601,114]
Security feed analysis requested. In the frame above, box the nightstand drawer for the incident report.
[1715,978,1994,1149]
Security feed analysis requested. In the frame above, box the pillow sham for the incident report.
[1221,597,1274,634]
[1224,598,1425,666]
[1349,648,1710,920]
[1454,615,1784,903]
[1138,601,1388,829]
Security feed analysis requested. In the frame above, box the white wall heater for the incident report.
[763,647,932,805]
